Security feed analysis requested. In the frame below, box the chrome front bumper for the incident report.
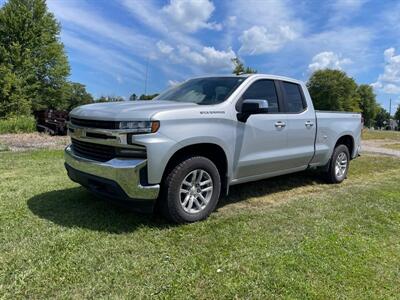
[64,145,159,200]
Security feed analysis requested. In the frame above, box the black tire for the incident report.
[160,156,221,223]
[325,144,350,184]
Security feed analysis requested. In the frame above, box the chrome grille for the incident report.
[71,139,116,162]
[71,139,146,162]
[70,118,118,129]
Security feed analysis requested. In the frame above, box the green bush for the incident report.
[0,116,36,134]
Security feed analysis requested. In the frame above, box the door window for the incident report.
[241,80,279,113]
[281,82,306,113]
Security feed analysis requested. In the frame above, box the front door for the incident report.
[234,79,289,180]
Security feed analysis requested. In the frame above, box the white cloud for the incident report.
[177,45,235,72]
[162,0,221,32]
[308,51,352,72]
[201,47,236,69]
[239,25,298,55]
[226,0,303,56]
[372,48,400,94]
[156,41,174,55]
[168,80,181,87]
[226,16,237,27]
[178,45,207,65]
[122,0,190,53]
[121,0,216,49]
[156,41,235,73]
[289,27,372,76]
[121,0,224,76]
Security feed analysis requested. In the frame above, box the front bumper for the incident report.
[64,145,160,201]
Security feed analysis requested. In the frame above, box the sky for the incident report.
[4,0,400,112]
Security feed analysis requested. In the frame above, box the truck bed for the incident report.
[310,111,362,167]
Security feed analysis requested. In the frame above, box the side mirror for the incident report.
[238,99,269,122]
[242,99,269,114]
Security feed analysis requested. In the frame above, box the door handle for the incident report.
[274,121,286,128]
[305,121,314,127]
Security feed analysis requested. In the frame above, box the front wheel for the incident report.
[161,156,221,223]
[325,144,350,183]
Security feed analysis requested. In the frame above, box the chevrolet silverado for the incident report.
[65,74,362,223]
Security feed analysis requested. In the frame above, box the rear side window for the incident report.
[241,80,279,113]
[282,82,306,113]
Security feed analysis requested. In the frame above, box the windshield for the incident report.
[155,77,245,105]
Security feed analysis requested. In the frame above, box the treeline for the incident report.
[0,0,97,117]
[128,93,159,101]
[97,94,159,103]
[0,0,151,121]
[307,69,398,128]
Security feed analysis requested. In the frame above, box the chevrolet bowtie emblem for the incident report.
[75,128,85,138]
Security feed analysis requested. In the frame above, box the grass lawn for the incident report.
[1,150,400,298]
[0,142,9,152]
[362,129,400,140]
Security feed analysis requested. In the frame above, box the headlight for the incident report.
[118,121,160,133]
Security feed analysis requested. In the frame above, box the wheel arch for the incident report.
[335,134,355,159]
[161,142,230,196]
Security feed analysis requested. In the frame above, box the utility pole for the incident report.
[144,56,149,96]
[389,98,392,116]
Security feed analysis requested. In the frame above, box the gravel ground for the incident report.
[362,140,400,158]
[0,133,70,152]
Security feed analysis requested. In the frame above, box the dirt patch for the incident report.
[0,133,70,151]
[362,140,400,158]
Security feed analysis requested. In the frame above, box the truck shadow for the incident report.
[27,187,170,234]
[28,170,325,233]
[218,170,326,208]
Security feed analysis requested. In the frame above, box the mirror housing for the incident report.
[238,99,269,122]
[242,99,269,114]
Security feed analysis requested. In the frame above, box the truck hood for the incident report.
[70,100,197,121]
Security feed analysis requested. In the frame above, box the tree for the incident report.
[0,65,31,116]
[231,57,257,75]
[0,0,70,116]
[139,94,159,100]
[307,69,360,112]
[375,106,391,128]
[63,82,93,110]
[129,93,137,101]
[395,105,400,124]
[356,84,379,127]
[97,96,124,102]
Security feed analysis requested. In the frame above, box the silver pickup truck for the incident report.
[65,74,361,223]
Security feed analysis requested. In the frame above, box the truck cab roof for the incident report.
[192,74,304,85]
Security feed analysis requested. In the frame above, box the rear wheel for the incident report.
[161,156,221,223]
[325,144,350,183]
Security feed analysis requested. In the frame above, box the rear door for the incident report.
[278,81,316,170]
[234,79,289,180]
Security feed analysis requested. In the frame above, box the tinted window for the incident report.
[155,77,245,105]
[241,80,279,113]
[282,82,305,113]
